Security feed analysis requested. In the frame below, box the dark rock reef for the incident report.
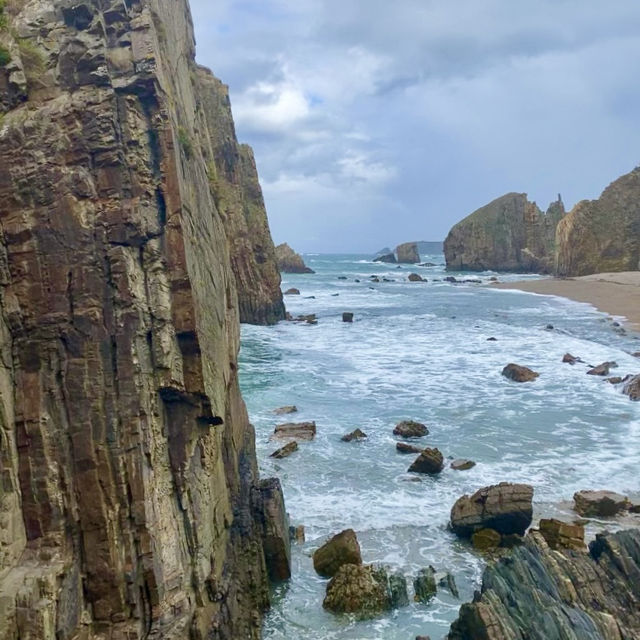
[444,193,565,272]
[448,529,640,639]
[276,242,315,273]
[0,1,289,638]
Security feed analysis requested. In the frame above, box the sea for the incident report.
[239,253,640,640]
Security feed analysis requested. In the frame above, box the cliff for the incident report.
[444,193,565,272]
[555,167,640,276]
[0,1,288,639]
[448,528,640,639]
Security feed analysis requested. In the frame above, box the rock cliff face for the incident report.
[444,194,565,273]
[0,1,288,639]
[448,528,640,639]
[555,167,640,276]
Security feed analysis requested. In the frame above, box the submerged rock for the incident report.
[573,490,628,517]
[269,441,298,459]
[396,442,423,455]
[471,528,502,551]
[413,567,437,603]
[276,243,315,273]
[408,448,444,474]
[408,273,425,282]
[563,353,580,364]
[341,428,367,442]
[284,287,300,295]
[342,312,354,322]
[450,483,534,537]
[313,529,362,578]
[502,363,540,382]
[273,421,317,441]
[437,572,459,598]
[374,252,397,263]
[448,529,640,639]
[587,361,617,376]
[393,420,429,438]
[323,564,408,618]
[451,459,475,471]
[273,405,298,415]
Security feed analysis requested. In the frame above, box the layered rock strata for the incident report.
[444,193,565,272]
[448,529,640,639]
[0,1,288,638]
[556,167,640,276]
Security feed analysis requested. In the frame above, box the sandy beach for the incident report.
[493,272,640,331]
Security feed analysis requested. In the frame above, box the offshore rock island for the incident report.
[0,0,288,638]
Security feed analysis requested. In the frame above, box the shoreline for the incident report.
[491,272,640,333]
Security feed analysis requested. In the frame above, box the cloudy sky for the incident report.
[189,0,640,253]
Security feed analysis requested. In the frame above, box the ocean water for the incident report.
[239,254,640,640]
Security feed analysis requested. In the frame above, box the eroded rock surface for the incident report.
[448,529,640,639]
[0,1,288,638]
[276,242,315,273]
[444,193,565,272]
[556,167,640,276]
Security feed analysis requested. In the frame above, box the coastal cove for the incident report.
[240,254,640,639]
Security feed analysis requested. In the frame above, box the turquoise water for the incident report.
[240,254,640,640]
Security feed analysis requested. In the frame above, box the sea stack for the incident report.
[0,1,289,638]
[555,167,640,276]
[276,242,315,273]
[396,242,421,263]
[444,193,565,272]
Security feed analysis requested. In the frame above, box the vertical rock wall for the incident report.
[555,167,640,276]
[0,1,287,638]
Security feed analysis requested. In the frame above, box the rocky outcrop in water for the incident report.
[276,242,315,273]
[444,193,565,272]
[396,242,421,263]
[0,1,288,638]
[556,167,640,276]
[448,528,640,639]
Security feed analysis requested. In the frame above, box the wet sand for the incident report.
[492,272,640,331]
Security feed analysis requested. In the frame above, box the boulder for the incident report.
[471,528,501,551]
[341,428,367,442]
[408,273,425,282]
[342,312,354,323]
[502,363,539,382]
[573,490,628,517]
[396,442,423,455]
[408,448,444,474]
[313,529,362,578]
[374,253,396,263]
[273,421,316,441]
[275,242,315,273]
[323,564,408,617]
[623,374,640,400]
[273,405,298,415]
[587,361,617,376]
[562,353,580,365]
[254,478,291,582]
[451,459,475,471]
[396,242,420,263]
[393,420,428,438]
[450,482,534,538]
[269,441,298,459]
[413,567,436,603]
[607,376,624,384]
[538,519,585,550]
[284,287,300,295]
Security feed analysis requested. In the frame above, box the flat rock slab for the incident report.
[273,421,316,441]
[269,441,298,459]
[573,490,628,517]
